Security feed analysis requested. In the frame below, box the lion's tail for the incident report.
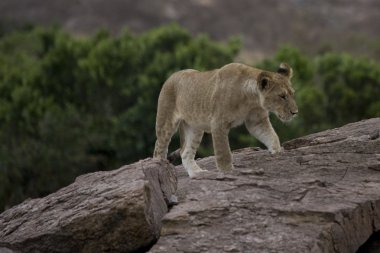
[167,120,185,163]
[167,148,181,163]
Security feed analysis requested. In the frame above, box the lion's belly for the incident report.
[230,118,245,128]
[183,117,212,133]
[191,123,212,133]
[174,110,211,132]
[178,111,247,133]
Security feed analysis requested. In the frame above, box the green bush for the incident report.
[253,45,380,142]
[0,25,240,210]
[0,25,379,211]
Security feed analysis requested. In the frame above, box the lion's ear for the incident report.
[277,62,293,79]
[258,72,271,91]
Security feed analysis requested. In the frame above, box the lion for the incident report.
[153,62,298,178]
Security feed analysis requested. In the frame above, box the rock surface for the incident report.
[150,118,380,253]
[0,118,379,253]
[0,158,177,253]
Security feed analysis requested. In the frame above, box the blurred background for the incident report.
[0,0,379,211]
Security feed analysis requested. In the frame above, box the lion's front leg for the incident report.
[211,126,234,172]
[179,122,206,178]
[245,115,281,154]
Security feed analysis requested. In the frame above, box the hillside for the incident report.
[1,0,380,60]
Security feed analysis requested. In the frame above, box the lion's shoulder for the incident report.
[218,63,261,79]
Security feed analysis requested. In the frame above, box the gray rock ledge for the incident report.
[1,118,379,253]
[150,118,380,253]
[0,158,177,253]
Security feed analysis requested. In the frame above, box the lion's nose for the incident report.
[291,110,298,116]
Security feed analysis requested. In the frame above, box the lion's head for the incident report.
[258,63,298,122]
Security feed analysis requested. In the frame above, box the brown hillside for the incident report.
[1,0,380,59]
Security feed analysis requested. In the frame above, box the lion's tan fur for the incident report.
[153,63,298,178]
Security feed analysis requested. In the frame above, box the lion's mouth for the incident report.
[277,113,295,122]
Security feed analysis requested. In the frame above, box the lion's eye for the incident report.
[279,94,287,100]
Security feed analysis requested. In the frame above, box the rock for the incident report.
[0,247,17,253]
[1,119,379,253]
[0,158,177,253]
[357,231,380,253]
[150,118,380,253]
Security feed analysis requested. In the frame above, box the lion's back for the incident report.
[169,69,217,121]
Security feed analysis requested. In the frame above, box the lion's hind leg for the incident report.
[179,122,205,178]
[153,86,179,159]
[153,115,179,159]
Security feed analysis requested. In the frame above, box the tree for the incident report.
[316,52,380,125]
[0,24,240,210]
[254,45,380,142]
[1,25,379,212]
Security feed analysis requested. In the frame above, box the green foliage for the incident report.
[254,45,380,142]
[1,25,379,211]
[0,24,239,210]
[316,53,380,124]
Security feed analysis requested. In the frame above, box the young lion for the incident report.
[153,63,298,178]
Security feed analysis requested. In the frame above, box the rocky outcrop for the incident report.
[0,118,379,253]
[0,158,177,253]
[150,118,380,253]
